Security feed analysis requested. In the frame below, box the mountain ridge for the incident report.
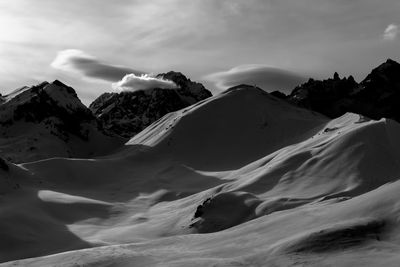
[274,58,400,123]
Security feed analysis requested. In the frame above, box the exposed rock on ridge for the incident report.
[90,71,212,138]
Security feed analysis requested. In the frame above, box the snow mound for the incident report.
[128,85,327,170]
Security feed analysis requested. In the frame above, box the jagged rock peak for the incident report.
[362,58,400,84]
[333,72,340,80]
[156,71,189,85]
[50,80,78,95]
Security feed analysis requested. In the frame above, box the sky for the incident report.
[0,0,399,105]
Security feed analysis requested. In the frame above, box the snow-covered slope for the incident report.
[128,85,327,170]
[2,84,400,266]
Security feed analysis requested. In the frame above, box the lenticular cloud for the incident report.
[206,64,306,94]
[112,73,178,92]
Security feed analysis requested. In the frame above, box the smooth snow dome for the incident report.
[112,73,178,92]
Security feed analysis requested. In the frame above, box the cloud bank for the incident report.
[112,74,178,92]
[206,65,306,93]
[383,24,399,41]
[51,49,144,82]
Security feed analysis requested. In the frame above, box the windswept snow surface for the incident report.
[2,86,400,266]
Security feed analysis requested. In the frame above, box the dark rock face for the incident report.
[287,75,358,118]
[90,72,212,138]
[284,59,400,121]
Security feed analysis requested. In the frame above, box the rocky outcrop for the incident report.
[90,72,212,138]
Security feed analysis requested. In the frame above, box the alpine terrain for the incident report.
[1,60,400,267]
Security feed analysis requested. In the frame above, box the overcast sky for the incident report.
[0,0,399,104]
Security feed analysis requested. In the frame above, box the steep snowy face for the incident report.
[89,72,212,138]
[0,81,123,163]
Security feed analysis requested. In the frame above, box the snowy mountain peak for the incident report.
[0,80,124,162]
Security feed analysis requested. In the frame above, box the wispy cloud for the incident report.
[51,49,144,82]
[383,24,399,41]
[112,74,178,92]
[206,65,306,93]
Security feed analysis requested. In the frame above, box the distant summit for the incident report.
[90,71,212,138]
[156,71,212,103]
[275,59,400,122]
